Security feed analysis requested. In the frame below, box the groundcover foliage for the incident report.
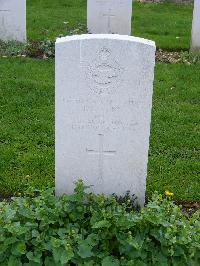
[0,181,199,266]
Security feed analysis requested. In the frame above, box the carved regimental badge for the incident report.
[87,47,122,94]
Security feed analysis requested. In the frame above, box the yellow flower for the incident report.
[17,192,22,197]
[165,191,174,197]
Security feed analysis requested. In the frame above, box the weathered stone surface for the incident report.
[87,0,132,35]
[0,0,26,42]
[55,34,155,206]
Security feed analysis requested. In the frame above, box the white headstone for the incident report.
[55,34,155,206]
[87,0,132,35]
[191,0,200,52]
[0,0,26,42]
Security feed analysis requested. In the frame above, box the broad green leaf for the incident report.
[92,220,110,229]
[60,249,74,265]
[8,256,22,266]
[44,257,57,266]
[14,242,26,255]
[26,251,41,264]
[78,243,94,259]
[102,256,120,266]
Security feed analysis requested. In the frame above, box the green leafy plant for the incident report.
[0,41,26,57]
[0,180,199,265]
[0,40,55,59]
[25,40,55,58]
[0,22,87,59]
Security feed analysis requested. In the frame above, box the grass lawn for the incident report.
[27,0,193,50]
[0,59,54,196]
[0,58,199,201]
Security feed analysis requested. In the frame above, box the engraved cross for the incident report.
[96,0,108,3]
[103,8,115,33]
[86,134,116,182]
[0,10,10,12]
[0,9,10,25]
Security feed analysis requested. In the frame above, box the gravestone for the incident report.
[55,34,155,206]
[0,0,26,42]
[191,0,200,52]
[87,0,132,35]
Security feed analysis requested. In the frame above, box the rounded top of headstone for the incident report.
[56,34,156,48]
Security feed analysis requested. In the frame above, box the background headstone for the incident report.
[87,0,132,35]
[191,0,200,52]
[0,0,26,42]
[55,34,155,206]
